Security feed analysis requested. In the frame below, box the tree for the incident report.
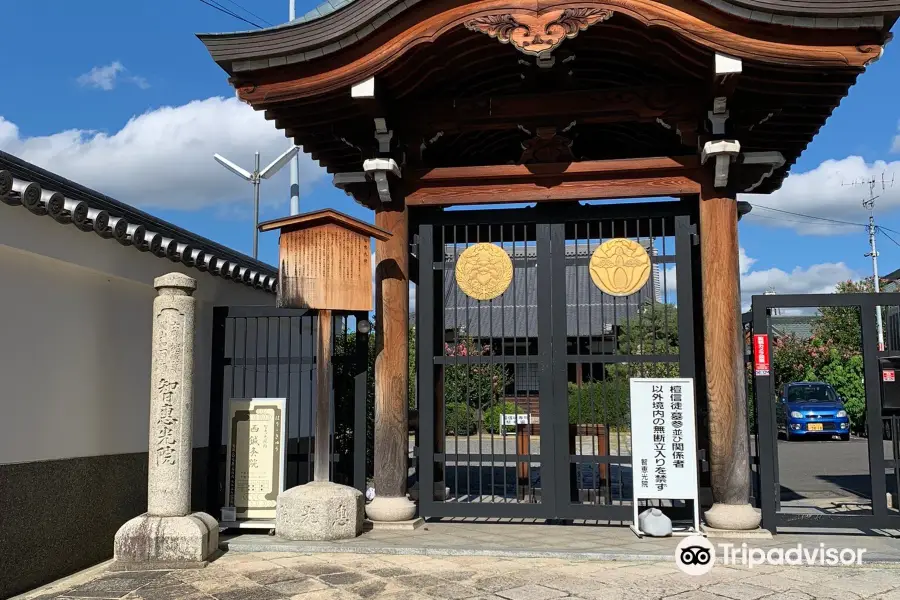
[813,277,877,351]
[609,300,680,379]
[442,338,508,411]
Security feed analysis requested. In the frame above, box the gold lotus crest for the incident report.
[589,238,651,297]
[455,243,514,301]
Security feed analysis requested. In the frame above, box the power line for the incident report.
[197,0,263,28]
[744,212,849,228]
[748,203,867,228]
[217,0,274,26]
[878,227,900,250]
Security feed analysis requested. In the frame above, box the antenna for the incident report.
[844,172,896,351]
[213,146,300,259]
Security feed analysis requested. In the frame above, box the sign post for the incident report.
[629,378,701,537]
[222,398,287,528]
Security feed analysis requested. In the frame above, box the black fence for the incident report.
[206,306,370,516]
[415,200,703,521]
[748,293,900,531]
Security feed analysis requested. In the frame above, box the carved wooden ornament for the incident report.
[455,243,514,301]
[465,8,613,56]
[589,238,651,297]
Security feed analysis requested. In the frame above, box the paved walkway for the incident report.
[21,550,900,600]
[223,521,900,563]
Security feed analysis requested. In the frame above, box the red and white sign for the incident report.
[883,369,895,383]
[753,334,771,376]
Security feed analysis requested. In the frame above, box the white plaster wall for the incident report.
[0,206,273,464]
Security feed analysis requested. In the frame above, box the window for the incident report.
[787,384,837,403]
[514,363,539,393]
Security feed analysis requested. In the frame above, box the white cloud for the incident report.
[741,156,900,235]
[0,96,326,210]
[739,259,858,310]
[76,61,150,91]
[663,247,858,310]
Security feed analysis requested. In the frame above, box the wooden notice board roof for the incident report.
[258,208,391,240]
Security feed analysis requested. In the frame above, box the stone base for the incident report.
[704,503,762,530]
[364,517,425,531]
[277,481,364,541]
[365,495,417,522]
[113,512,218,570]
[888,492,898,510]
[702,525,774,539]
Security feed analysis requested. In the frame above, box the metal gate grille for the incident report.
[416,202,698,520]
[207,307,368,515]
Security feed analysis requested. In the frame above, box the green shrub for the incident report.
[567,381,630,429]
[483,401,526,434]
[444,402,478,436]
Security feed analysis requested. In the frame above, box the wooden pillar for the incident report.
[368,201,417,520]
[314,309,332,482]
[699,185,760,529]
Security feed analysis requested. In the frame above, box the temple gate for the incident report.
[199,0,898,530]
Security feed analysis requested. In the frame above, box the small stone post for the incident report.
[113,273,218,570]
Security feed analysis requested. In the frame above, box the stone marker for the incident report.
[113,273,218,569]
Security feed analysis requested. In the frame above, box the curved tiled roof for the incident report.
[293,0,898,25]
[198,0,898,73]
[0,151,277,293]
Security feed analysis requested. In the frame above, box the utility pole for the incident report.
[846,173,895,351]
[214,146,300,259]
[864,182,885,351]
[289,0,301,216]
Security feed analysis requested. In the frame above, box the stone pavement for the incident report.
[19,550,900,600]
[222,521,900,563]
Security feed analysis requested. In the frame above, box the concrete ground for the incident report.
[20,550,900,600]
[775,437,897,502]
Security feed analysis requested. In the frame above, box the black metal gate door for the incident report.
[416,201,698,520]
[207,307,369,516]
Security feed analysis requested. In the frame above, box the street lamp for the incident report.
[213,145,301,259]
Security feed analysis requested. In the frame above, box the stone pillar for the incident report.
[113,273,218,569]
[366,202,417,522]
[699,187,761,531]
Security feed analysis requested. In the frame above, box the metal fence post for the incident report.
[752,298,778,531]
[861,298,889,517]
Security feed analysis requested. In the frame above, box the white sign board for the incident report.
[629,378,700,536]
[224,398,287,523]
[500,413,530,427]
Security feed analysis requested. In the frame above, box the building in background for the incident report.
[0,151,277,598]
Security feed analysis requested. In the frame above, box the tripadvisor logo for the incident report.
[674,536,868,575]
[675,536,715,576]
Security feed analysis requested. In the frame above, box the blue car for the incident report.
[776,382,851,441]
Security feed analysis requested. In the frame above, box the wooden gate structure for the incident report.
[199,1,898,529]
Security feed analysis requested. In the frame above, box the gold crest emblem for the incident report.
[455,243,514,301]
[589,239,651,297]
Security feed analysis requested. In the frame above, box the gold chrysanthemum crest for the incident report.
[589,238,651,297]
[455,243,514,301]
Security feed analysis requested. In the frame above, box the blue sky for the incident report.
[2,0,899,305]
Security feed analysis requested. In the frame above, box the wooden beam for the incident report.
[698,183,757,527]
[405,156,702,206]
[273,85,701,136]
[393,85,702,134]
[314,309,332,483]
[373,202,410,500]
